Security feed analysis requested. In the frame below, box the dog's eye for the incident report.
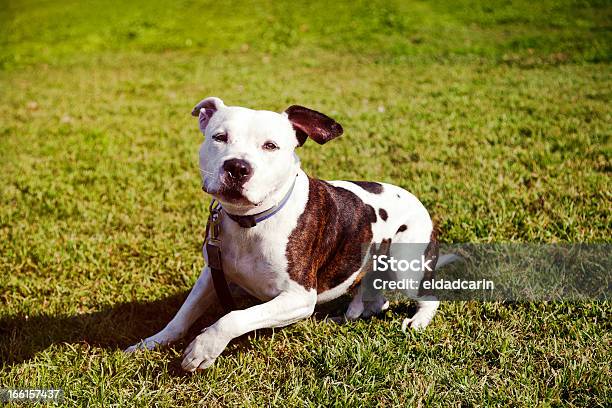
[211,132,228,143]
[262,141,279,151]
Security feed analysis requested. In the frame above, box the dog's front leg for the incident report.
[181,289,317,371]
[125,267,215,352]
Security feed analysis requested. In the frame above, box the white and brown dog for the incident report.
[126,97,448,371]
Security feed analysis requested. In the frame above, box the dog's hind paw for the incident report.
[401,314,433,332]
[362,298,389,318]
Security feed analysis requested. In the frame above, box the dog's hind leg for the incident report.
[345,288,365,320]
[345,239,393,320]
[343,286,390,321]
[392,215,440,331]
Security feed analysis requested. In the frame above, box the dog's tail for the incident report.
[437,253,462,268]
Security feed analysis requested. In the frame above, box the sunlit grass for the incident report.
[1,0,610,406]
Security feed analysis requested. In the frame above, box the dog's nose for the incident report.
[223,158,252,183]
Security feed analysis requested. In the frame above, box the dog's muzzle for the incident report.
[222,159,252,185]
[207,158,254,204]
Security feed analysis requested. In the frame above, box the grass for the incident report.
[1,0,610,406]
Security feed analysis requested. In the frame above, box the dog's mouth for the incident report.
[203,181,257,207]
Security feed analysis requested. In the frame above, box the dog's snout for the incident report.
[223,158,252,183]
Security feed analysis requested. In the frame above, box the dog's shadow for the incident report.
[0,288,357,372]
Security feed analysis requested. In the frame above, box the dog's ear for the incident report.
[284,105,343,146]
[191,97,225,134]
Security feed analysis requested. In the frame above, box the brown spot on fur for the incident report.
[378,208,388,221]
[397,224,407,233]
[418,228,439,298]
[286,177,377,292]
[346,181,384,194]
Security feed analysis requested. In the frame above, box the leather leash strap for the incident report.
[203,199,236,313]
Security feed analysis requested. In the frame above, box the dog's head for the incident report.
[193,97,343,213]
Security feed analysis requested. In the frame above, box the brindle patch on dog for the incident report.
[286,177,378,292]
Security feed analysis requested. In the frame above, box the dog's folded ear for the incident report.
[192,97,225,134]
[284,105,343,146]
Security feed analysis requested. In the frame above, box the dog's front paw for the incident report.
[124,330,180,353]
[125,343,144,353]
[181,328,230,372]
[125,338,162,353]
[126,339,162,353]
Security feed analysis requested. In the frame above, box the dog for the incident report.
[126,97,449,371]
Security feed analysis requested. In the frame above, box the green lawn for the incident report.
[1,0,610,406]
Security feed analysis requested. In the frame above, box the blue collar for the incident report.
[221,175,297,228]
